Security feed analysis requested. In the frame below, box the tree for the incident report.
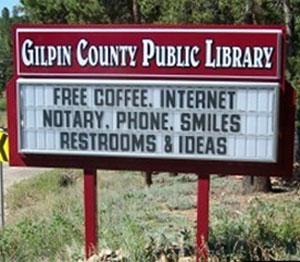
[20,0,110,23]
[241,0,278,193]
[0,7,24,93]
[132,0,140,23]
[0,8,12,93]
[21,0,146,24]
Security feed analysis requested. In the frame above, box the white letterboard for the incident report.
[17,79,279,162]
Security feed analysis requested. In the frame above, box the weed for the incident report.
[0,97,6,111]
[1,172,300,261]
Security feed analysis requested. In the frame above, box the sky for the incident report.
[0,0,20,13]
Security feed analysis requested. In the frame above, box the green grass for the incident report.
[1,171,300,261]
[0,97,6,112]
[0,95,7,128]
[0,111,6,128]
[210,197,300,260]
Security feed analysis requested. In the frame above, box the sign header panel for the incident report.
[18,79,279,162]
[15,26,283,80]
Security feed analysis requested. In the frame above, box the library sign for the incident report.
[7,25,294,176]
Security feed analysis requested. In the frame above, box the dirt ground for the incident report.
[2,164,51,193]
[0,164,51,226]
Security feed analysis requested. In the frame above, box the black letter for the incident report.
[230,115,241,132]
[60,132,69,149]
[180,113,191,131]
[217,137,227,155]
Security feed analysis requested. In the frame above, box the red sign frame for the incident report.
[7,24,294,177]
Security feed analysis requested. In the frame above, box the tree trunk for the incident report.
[132,0,140,23]
[242,176,271,194]
[244,0,254,24]
[241,1,272,193]
[283,0,295,56]
[294,127,299,162]
[144,172,152,187]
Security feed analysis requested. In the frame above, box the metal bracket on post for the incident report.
[84,168,98,258]
[196,174,210,261]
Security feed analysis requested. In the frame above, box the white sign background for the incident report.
[17,79,279,162]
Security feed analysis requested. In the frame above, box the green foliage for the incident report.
[0,214,82,261]
[0,97,6,111]
[20,0,110,23]
[210,197,300,260]
[2,172,300,261]
[7,170,66,210]
[0,6,25,95]
[2,171,196,261]
[97,172,194,261]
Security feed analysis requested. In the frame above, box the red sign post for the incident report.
[8,25,294,260]
[196,175,210,260]
[83,168,98,257]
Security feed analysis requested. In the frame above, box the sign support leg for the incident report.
[84,168,98,258]
[196,175,210,261]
